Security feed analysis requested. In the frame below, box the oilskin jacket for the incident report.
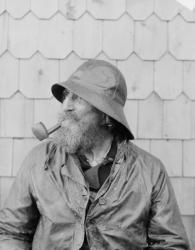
[0,139,190,250]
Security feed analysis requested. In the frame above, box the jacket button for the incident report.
[78,207,83,213]
[73,211,80,219]
[98,197,106,205]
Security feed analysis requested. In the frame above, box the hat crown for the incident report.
[69,60,127,106]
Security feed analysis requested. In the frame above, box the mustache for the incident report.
[58,111,79,123]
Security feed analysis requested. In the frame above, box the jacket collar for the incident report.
[44,141,86,187]
[43,139,131,187]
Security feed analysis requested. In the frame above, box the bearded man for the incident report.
[0,60,190,249]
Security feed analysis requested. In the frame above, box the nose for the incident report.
[62,93,74,112]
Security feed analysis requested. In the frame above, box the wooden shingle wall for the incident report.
[0,0,195,247]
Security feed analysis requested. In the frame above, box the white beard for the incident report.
[53,112,104,154]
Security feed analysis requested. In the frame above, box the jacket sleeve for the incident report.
[147,160,191,250]
[0,150,40,250]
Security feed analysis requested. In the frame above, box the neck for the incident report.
[83,132,113,166]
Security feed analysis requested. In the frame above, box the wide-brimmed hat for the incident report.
[51,59,134,140]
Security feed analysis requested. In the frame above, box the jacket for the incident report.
[0,139,190,250]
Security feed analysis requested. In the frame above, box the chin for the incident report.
[52,125,82,153]
[54,114,102,153]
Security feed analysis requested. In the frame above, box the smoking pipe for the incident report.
[32,122,61,141]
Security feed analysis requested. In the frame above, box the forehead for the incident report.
[62,88,79,100]
[62,88,103,114]
[62,88,93,106]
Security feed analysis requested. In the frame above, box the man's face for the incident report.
[53,88,105,153]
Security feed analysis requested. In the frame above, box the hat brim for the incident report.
[51,81,134,140]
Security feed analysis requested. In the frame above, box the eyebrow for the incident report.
[62,88,70,101]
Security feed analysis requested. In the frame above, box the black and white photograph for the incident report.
[0,0,194,249]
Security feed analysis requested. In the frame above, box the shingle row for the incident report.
[0,92,194,140]
[0,93,61,138]
[125,94,194,140]
[0,0,86,19]
[1,0,195,21]
[2,52,195,100]
[137,94,192,139]
[19,53,59,98]
[1,12,195,59]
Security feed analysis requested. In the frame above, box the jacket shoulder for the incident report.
[125,141,168,184]
[20,139,55,171]
[126,141,161,165]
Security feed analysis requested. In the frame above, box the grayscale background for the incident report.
[0,0,194,248]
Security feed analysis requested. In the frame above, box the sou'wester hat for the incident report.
[51,59,134,140]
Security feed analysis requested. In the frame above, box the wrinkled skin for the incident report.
[53,89,106,154]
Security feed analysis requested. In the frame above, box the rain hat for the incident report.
[51,59,134,140]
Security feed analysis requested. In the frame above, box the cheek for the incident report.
[75,103,94,118]
[82,112,102,127]
[74,100,102,123]
[61,119,74,127]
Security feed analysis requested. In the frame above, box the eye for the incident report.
[72,93,81,101]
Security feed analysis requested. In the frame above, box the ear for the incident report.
[100,114,112,127]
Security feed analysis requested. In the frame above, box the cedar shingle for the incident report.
[191,101,195,139]
[31,0,58,19]
[133,139,150,152]
[184,61,195,100]
[169,15,195,60]
[183,140,195,177]
[0,0,5,14]
[154,0,180,20]
[103,15,133,60]
[8,13,39,58]
[13,138,38,176]
[151,140,182,176]
[0,93,34,137]
[138,93,163,138]
[124,100,138,138]
[73,14,102,58]
[96,52,116,65]
[0,139,13,177]
[6,0,30,18]
[59,0,86,19]
[38,13,72,59]
[19,53,58,98]
[118,54,153,99]
[87,0,126,20]
[60,52,85,82]
[34,98,61,129]
[0,13,8,56]
[154,53,183,99]
[135,15,167,60]
[126,0,154,20]
[180,5,195,22]
[163,95,191,139]
[0,52,18,98]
